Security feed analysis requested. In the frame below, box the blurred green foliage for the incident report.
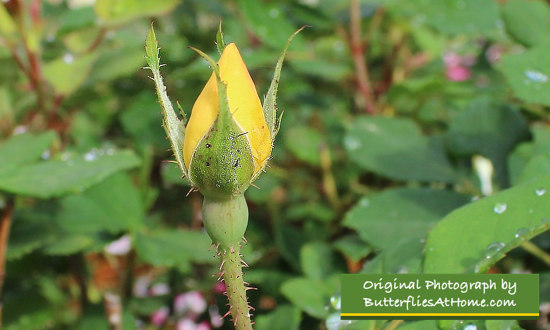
[1,0,550,329]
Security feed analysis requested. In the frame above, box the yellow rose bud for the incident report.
[183,43,272,199]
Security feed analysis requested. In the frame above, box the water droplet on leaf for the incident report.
[525,70,549,84]
[514,227,529,239]
[493,203,507,214]
[485,242,505,258]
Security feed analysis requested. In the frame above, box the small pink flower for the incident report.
[445,65,471,82]
[174,291,207,315]
[151,307,169,326]
[104,235,132,255]
[177,318,198,330]
[197,321,212,330]
[150,283,170,296]
[209,306,224,328]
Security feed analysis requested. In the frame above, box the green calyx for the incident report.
[186,50,255,200]
[202,194,248,249]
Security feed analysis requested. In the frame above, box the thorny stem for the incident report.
[0,198,15,326]
[218,244,253,330]
[349,0,376,114]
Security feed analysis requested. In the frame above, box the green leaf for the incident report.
[345,116,456,182]
[43,53,96,96]
[284,126,323,166]
[56,172,144,234]
[42,235,95,256]
[445,98,529,186]
[120,92,166,151]
[300,242,336,280]
[498,46,550,106]
[0,131,56,176]
[7,220,53,260]
[280,277,336,319]
[417,0,501,36]
[344,188,468,249]
[361,236,425,274]
[502,0,550,47]
[516,154,550,184]
[424,172,550,273]
[0,149,140,198]
[255,304,302,330]
[333,235,372,263]
[238,0,300,49]
[134,229,214,272]
[95,0,178,26]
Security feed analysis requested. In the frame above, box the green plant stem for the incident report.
[385,319,404,330]
[202,195,252,329]
[0,198,14,327]
[521,240,550,267]
[219,244,253,330]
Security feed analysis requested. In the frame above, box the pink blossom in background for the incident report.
[445,65,471,82]
[104,235,132,255]
[486,44,503,64]
[197,321,212,330]
[133,276,151,298]
[177,318,212,330]
[209,306,224,328]
[443,52,473,82]
[174,291,207,315]
[151,307,169,326]
[150,283,170,296]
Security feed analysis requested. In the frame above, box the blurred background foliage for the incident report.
[1,0,550,329]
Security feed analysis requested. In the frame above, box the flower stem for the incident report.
[219,244,253,330]
[202,195,252,329]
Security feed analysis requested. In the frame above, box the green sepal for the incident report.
[145,24,188,180]
[263,26,305,138]
[216,20,226,54]
[188,48,255,199]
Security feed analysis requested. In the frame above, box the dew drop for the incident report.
[41,150,51,160]
[359,198,369,207]
[514,227,530,239]
[485,242,505,258]
[525,70,549,84]
[395,266,409,274]
[84,150,98,162]
[493,202,507,214]
[330,295,341,310]
[205,162,210,167]
[464,324,477,330]
[344,136,361,151]
[535,188,546,196]
[206,143,212,148]
[63,53,74,64]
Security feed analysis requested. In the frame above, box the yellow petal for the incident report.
[183,43,272,174]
